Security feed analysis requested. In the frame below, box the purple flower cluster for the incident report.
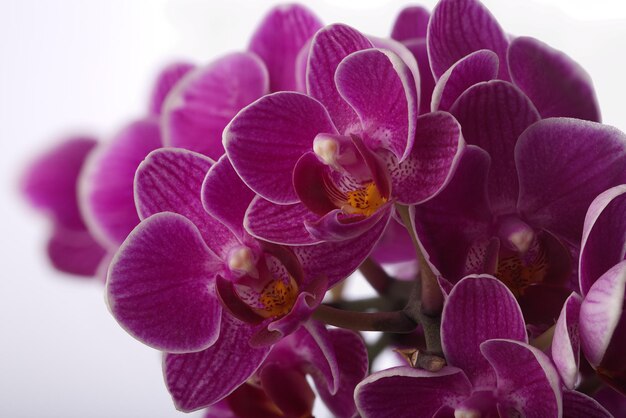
[22,1,626,417]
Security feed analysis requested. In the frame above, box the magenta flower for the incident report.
[551,185,626,396]
[225,23,463,246]
[355,275,611,417]
[106,148,383,409]
[202,322,368,417]
[21,137,106,276]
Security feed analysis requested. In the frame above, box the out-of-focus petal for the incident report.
[552,293,583,390]
[164,313,271,412]
[335,48,417,161]
[391,6,430,42]
[389,111,464,205]
[202,155,256,239]
[306,24,372,133]
[413,146,492,282]
[562,389,612,418]
[508,36,600,122]
[371,218,415,264]
[481,339,562,417]
[249,4,322,92]
[106,212,222,353]
[516,119,626,245]
[135,148,240,260]
[450,80,540,215]
[442,275,527,387]
[403,39,435,115]
[80,119,161,248]
[355,366,472,418]
[579,185,626,295]
[148,61,195,116]
[259,364,315,417]
[294,212,389,287]
[224,92,337,204]
[431,49,499,112]
[427,0,509,80]
[162,52,269,160]
[579,261,626,367]
[246,198,321,245]
[314,328,368,418]
[47,224,107,277]
[22,137,97,229]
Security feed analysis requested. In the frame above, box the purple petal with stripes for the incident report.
[516,118,626,245]
[552,292,582,389]
[403,39,436,115]
[224,92,337,204]
[134,148,240,260]
[508,36,600,122]
[442,275,527,387]
[306,24,372,133]
[249,4,322,92]
[450,80,540,214]
[335,48,417,161]
[106,212,222,353]
[431,49,499,112]
[563,390,612,418]
[389,111,464,205]
[427,0,509,80]
[162,52,269,160]
[80,118,162,248]
[579,185,626,295]
[164,313,270,411]
[246,198,321,245]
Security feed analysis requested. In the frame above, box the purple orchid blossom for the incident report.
[225,23,463,247]
[355,274,611,417]
[106,148,383,410]
[21,137,107,276]
[427,0,600,123]
[551,186,626,397]
[203,322,368,418]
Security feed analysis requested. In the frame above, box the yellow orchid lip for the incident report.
[252,276,299,319]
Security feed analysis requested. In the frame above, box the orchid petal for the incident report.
[22,137,96,229]
[314,328,368,418]
[391,6,430,42]
[579,185,626,295]
[306,24,372,133]
[335,48,417,161]
[106,212,222,353]
[294,212,389,287]
[259,365,315,417]
[390,111,464,205]
[431,49,499,112]
[163,52,269,160]
[552,293,583,390]
[563,389,612,418]
[134,148,240,259]
[481,339,562,417]
[355,366,472,418]
[47,224,107,277]
[516,118,626,245]
[148,61,195,116]
[442,275,527,387]
[202,155,256,239]
[413,145,492,282]
[427,0,509,80]
[224,92,337,204]
[508,36,600,122]
[245,198,321,245]
[299,321,340,395]
[164,313,270,412]
[80,119,161,248]
[249,4,322,92]
[403,39,436,115]
[305,203,392,242]
[450,80,540,214]
[579,260,626,367]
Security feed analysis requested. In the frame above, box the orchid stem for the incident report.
[396,204,444,355]
[312,304,417,333]
[359,257,392,294]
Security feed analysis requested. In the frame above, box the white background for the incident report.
[1,0,625,417]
